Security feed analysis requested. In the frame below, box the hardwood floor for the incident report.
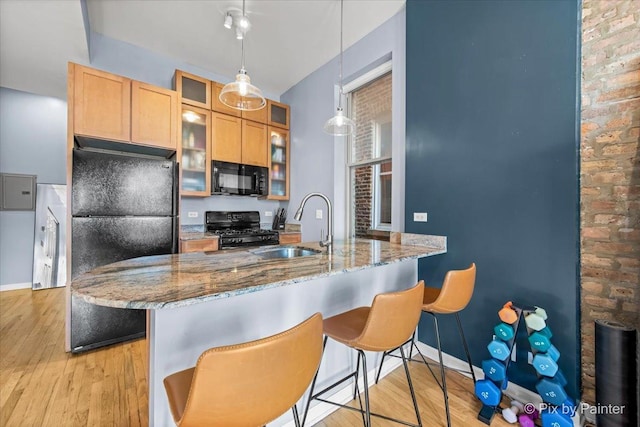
[1,288,509,427]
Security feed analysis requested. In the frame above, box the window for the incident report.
[346,71,392,237]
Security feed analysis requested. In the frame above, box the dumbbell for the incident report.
[474,379,501,407]
[525,311,546,331]
[541,409,572,427]
[538,325,553,339]
[553,370,568,387]
[546,344,560,361]
[499,301,518,324]
[536,377,568,406]
[482,359,507,382]
[533,306,547,320]
[487,339,510,361]
[501,400,524,423]
[494,322,515,341]
[528,331,551,351]
[533,352,559,377]
[518,411,539,427]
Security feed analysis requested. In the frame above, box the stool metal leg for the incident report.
[292,405,301,427]
[429,312,451,427]
[455,313,476,383]
[357,350,372,427]
[399,345,423,427]
[302,336,327,427]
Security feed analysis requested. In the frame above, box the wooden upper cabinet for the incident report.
[268,100,290,129]
[73,65,131,142]
[211,113,242,164]
[211,82,241,117]
[131,81,178,150]
[241,103,268,124]
[241,120,268,167]
[175,70,211,109]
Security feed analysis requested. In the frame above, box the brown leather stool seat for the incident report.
[163,313,323,427]
[376,263,477,427]
[302,281,425,427]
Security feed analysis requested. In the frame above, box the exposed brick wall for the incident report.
[580,0,639,404]
[351,73,392,237]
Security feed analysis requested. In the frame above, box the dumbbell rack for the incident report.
[476,303,574,427]
[476,303,525,424]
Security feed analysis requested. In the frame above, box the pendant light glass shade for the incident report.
[219,0,265,111]
[324,0,355,136]
[219,69,266,111]
[323,107,355,136]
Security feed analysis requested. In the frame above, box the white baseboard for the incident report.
[0,282,31,292]
[413,341,585,427]
[282,344,408,427]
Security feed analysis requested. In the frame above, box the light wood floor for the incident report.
[1,288,509,427]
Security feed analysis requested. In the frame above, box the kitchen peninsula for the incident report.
[71,235,446,426]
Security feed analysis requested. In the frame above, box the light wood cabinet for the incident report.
[264,127,290,200]
[211,113,242,164]
[241,104,268,124]
[180,106,211,197]
[131,81,178,150]
[211,83,241,117]
[175,70,211,109]
[180,238,218,253]
[73,65,131,142]
[278,233,301,244]
[241,120,268,167]
[268,100,290,130]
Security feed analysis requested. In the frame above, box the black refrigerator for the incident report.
[70,149,178,353]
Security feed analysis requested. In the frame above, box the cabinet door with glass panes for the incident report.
[180,106,211,196]
[265,127,290,200]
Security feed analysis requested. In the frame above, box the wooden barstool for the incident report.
[376,263,477,427]
[302,281,425,427]
[163,313,323,427]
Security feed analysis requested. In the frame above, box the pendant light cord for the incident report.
[338,0,344,109]
[240,0,246,72]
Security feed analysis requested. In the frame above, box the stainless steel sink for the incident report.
[253,246,321,259]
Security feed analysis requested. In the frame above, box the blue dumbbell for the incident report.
[475,379,501,407]
[482,359,507,382]
[488,339,510,361]
[528,331,551,352]
[539,326,553,339]
[536,378,568,406]
[494,323,515,341]
[533,353,559,377]
[541,409,572,427]
[554,370,568,387]
[547,344,560,361]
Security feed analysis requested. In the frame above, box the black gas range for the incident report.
[205,211,279,249]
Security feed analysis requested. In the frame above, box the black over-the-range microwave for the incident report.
[212,160,268,196]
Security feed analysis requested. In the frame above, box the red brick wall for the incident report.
[351,73,392,237]
[580,0,639,404]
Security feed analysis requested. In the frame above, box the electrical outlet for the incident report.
[188,211,198,218]
[264,211,273,217]
[413,212,428,222]
[511,343,517,362]
[316,209,323,219]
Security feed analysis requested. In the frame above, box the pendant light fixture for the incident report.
[324,0,355,136]
[219,0,266,111]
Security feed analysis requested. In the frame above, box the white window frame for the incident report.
[344,62,393,236]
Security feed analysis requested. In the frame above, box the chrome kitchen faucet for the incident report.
[294,192,333,255]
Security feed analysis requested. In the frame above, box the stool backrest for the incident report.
[177,313,324,427]
[425,263,476,314]
[354,281,425,352]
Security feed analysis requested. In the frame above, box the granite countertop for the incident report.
[180,231,220,241]
[71,236,446,310]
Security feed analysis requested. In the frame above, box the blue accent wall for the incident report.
[406,0,580,398]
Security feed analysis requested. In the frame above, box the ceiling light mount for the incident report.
[223,5,251,38]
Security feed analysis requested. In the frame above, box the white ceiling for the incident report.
[0,0,404,100]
